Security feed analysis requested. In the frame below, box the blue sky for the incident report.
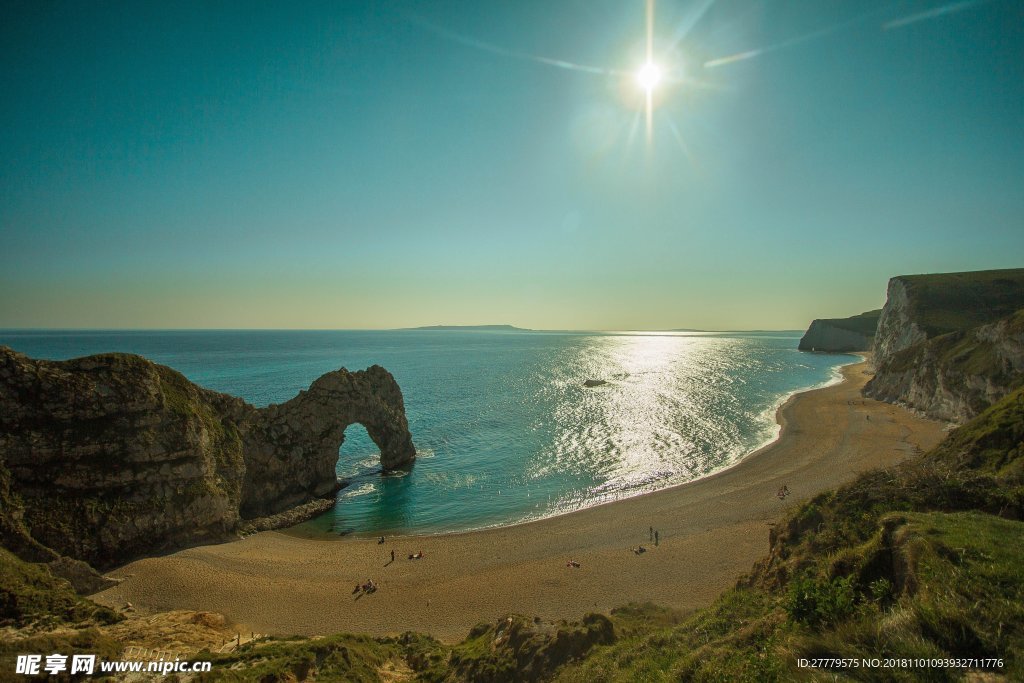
[1,0,1022,329]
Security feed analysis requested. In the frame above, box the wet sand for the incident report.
[93,359,946,642]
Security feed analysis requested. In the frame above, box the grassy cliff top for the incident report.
[896,267,1024,337]
[816,309,881,335]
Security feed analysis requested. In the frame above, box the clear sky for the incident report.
[2,0,1022,330]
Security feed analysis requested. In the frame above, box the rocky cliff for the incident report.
[798,310,880,352]
[865,309,1024,422]
[0,347,415,569]
[864,269,1024,422]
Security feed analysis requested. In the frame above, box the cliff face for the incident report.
[865,269,1024,422]
[865,312,1024,421]
[798,310,880,352]
[872,279,928,360]
[0,347,415,568]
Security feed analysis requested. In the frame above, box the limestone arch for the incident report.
[239,365,416,518]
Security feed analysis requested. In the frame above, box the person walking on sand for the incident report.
[654,530,659,546]
[649,526,653,542]
[390,549,395,562]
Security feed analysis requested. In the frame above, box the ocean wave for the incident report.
[340,482,378,499]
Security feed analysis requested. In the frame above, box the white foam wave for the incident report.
[340,482,378,498]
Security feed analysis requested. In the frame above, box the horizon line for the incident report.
[0,326,805,334]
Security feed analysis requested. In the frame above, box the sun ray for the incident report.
[406,13,616,77]
[703,6,890,69]
[666,118,696,165]
[665,0,718,54]
[883,0,995,31]
[645,0,655,146]
[626,108,643,150]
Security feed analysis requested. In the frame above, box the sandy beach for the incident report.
[93,358,946,643]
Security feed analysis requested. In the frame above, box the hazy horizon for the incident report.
[3,1,1022,330]
[0,324,809,333]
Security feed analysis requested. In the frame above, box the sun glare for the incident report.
[636,61,663,92]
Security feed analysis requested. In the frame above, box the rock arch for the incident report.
[0,346,416,566]
[239,365,417,518]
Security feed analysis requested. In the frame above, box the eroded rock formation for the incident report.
[865,310,1024,422]
[864,269,1024,422]
[0,347,415,568]
[240,365,416,518]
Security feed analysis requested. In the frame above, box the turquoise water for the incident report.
[0,330,854,535]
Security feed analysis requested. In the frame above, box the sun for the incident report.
[636,61,663,93]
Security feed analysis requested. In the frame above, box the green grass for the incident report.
[0,629,123,683]
[193,633,414,683]
[0,548,120,630]
[897,268,1024,337]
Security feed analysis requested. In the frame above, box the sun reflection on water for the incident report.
[536,333,768,515]
[305,331,851,534]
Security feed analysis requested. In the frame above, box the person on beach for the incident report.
[649,526,653,541]
[378,536,385,544]
[390,549,395,562]
[655,530,659,546]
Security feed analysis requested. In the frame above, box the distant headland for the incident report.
[400,324,534,332]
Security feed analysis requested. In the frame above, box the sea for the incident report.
[0,329,855,537]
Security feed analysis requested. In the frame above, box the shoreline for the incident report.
[399,352,863,541]
[294,353,864,542]
[93,358,947,643]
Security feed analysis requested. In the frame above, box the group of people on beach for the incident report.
[355,537,426,596]
[631,526,660,555]
[376,535,425,562]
